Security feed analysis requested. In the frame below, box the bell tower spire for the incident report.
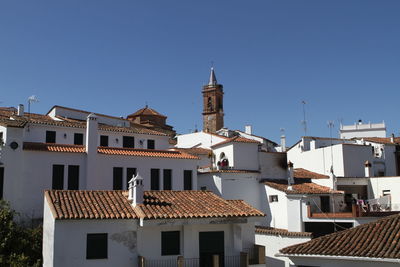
[202,67,224,133]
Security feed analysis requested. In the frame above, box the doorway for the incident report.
[199,231,224,267]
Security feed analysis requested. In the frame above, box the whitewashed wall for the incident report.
[255,233,311,267]
[233,143,259,170]
[259,152,287,179]
[176,132,226,149]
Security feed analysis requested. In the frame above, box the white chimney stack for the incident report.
[17,104,24,116]
[281,135,286,152]
[86,113,98,153]
[364,161,373,178]
[391,133,395,143]
[245,125,252,135]
[287,161,294,190]
[128,173,144,207]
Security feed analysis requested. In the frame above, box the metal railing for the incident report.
[145,258,177,267]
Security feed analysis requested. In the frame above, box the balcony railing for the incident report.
[307,203,400,219]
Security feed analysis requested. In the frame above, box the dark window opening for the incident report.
[269,195,278,202]
[46,131,56,143]
[200,186,207,191]
[161,231,180,255]
[147,139,155,149]
[113,167,123,190]
[184,170,192,190]
[320,196,330,213]
[207,97,213,111]
[123,136,135,148]
[100,135,109,147]
[0,167,4,199]
[74,133,84,145]
[86,233,108,259]
[52,165,64,190]
[151,169,160,190]
[68,165,79,190]
[163,169,172,190]
[126,168,137,189]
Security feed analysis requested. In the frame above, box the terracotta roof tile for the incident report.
[280,213,400,259]
[46,190,138,219]
[263,179,343,195]
[98,147,199,159]
[127,106,167,118]
[45,190,265,220]
[211,136,260,148]
[361,137,400,145]
[23,142,85,153]
[140,191,265,219]
[294,168,329,179]
[256,226,312,238]
[173,147,212,156]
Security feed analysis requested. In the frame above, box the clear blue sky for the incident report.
[1,0,399,145]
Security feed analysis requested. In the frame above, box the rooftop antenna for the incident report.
[27,95,39,116]
[301,100,307,136]
[327,120,337,231]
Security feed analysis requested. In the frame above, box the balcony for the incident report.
[307,201,400,219]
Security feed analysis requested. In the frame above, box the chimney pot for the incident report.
[245,125,252,135]
[17,104,24,116]
[129,173,144,207]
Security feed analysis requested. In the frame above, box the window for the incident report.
[0,167,4,199]
[68,165,79,190]
[46,131,56,143]
[100,135,109,147]
[200,186,207,191]
[151,169,160,190]
[161,231,180,255]
[163,169,172,190]
[147,139,155,149]
[383,190,391,196]
[123,136,135,148]
[269,195,278,202]
[113,167,123,190]
[74,133,84,145]
[86,233,107,259]
[52,165,64,190]
[126,168,137,189]
[184,170,192,190]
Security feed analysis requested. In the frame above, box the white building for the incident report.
[278,213,400,267]
[43,181,265,267]
[339,120,386,139]
[0,105,199,220]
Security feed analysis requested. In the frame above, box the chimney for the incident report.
[86,113,98,153]
[281,135,286,152]
[128,173,144,207]
[364,160,373,177]
[287,161,294,190]
[391,133,395,143]
[244,125,252,135]
[17,104,24,116]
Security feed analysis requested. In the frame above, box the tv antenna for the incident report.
[28,95,39,114]
[301,100,307,136]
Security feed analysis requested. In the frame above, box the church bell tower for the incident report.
[202,67,224,133]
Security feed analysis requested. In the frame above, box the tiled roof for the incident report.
[45,190,138,219]
[280,213,400,259]
[362,137,400,145]
[256,226,312,238]
[0,106,166,136]
[98,147,199,159]
[294,168,329,179]
[173,147,212,155]
[263,179,343,195]
[212,136,260,148]
[138,191,264,219]
[45,190,265,220]
[23,142,85,153]
[23,142,198,159]
[127,106,167,118]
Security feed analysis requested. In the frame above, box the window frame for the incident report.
[122,136,135,148]
[147,139,155,149]
[161,231,180,256]
[100,135,109,147]
[67,165,79,190]
[113,167,123,190]
[86,233,108,260]
[183,170,192,190]
[163,169,172,190]
[46,131,56,143]
[74,133,84,145]
[151,168,160,190]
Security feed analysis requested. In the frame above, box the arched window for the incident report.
[219,152,226,160]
